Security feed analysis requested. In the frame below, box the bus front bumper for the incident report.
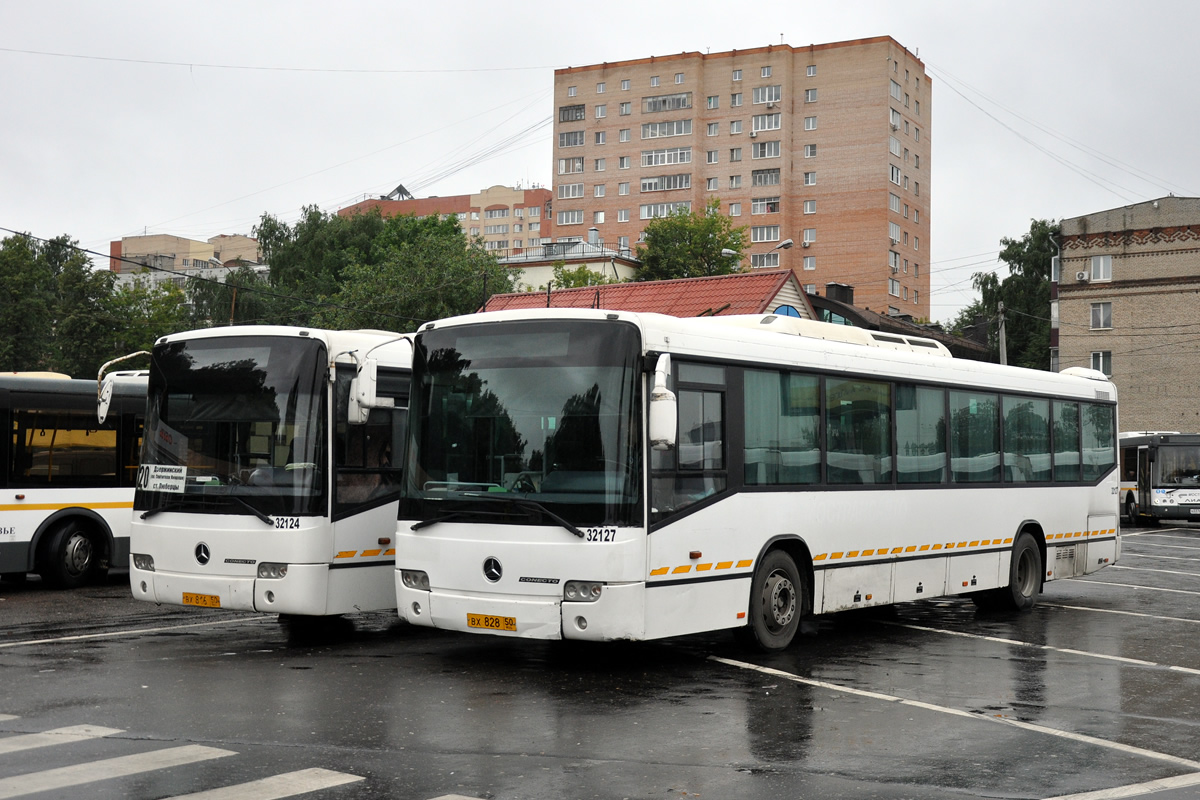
[130,563,335,616]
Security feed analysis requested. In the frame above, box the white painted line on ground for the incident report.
[0,716,15,723]
[1126,542,1200,552]
[710,656,1200,771]
[1042,770,1200,799]
[1042,603,1200,625]
[171,768,364,799]
[0,744,235,799]
[1110,564,1200,578]
[882,622,1200,677]
[1120,552,1200,563]
[1078,580,1200,597]
[0,617,256,650]
[0,725,124,755]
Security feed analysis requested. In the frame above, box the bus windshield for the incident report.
[137,335,328,518]
[402,319,643,529]
[1155,444,1200,487]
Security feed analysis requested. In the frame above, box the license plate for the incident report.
[1191,509,1200,515]
[182,592,221,608]
[467,613,517,632]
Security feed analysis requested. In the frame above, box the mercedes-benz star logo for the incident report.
[483,557,503,583]
[195,543,211,566]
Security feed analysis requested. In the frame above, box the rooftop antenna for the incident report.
[780,33,784,45]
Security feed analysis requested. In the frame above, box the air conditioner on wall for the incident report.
[749,130,757,138]
[1076,271,1089,281]
[802,241,811,248]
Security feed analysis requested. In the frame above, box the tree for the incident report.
[108,275,191,357]
[0,233,55,371]
[315,212,517,331]
[188,264,274,326]
[49,237,120,378]
[972,219,1058,370]
[635,197,747,281]
[548,261,622,289]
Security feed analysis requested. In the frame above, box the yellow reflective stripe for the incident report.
[650,567,669,576]
[0,501,133,512]
[334,550,357,559]
[672,565,691,574]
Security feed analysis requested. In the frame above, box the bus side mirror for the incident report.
[649,353,676,451]
[97,376,116,425]
[348,358,394,425]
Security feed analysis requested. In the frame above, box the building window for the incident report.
[803,228,816,243]
[890,165,901,185]
[752,85,782,104]
[706,177,718,190]
[559,104,585,122]
[805,88,817,102]
[914,209,920,223]
[558,157,584,175]
[595,131,606,145]
[594,158,606,171]
[731,93,743,107]
[751,141,780,159]
[621,79,630,91]
[761,66,772,78]
[651,75,660,87]
[1091,302,1112,330]
[891,108,902,127]
[594,184,606,197]
[914,154,920,169]
[729,174,742,188]
[1091,255,1113,281]
[730,120,743,134]
[804,200,816,214]
[751,225,781,243]
[558,130,584,148]
[594,211,605,224]
[890,136,902,157]
[707,122,719,136]
[620,102,632,115]
[751,253,780,268]
[914,236,919,251]
[752,196,780,214]
[619,235,630,249]
[730,147,742,162]
[619,156,631,169]
[889,222,901,243]
[596,82,605,94]
[642,92,692,113]
[733,69,742,81]
[803,171,816,185]
[807,65,817,77]
[890,80,903,101]
[804,144,817,158]
[707,150,719,164]
[889,278,900,297]
[642,119,693,139]
[619,128,631,142]
[640,201,690,219]
[640,173,691,192]
[729,202,742,216]
[618,209,630,222]
[803,256,816,271]
[595,104,607,118]
[752,168,781,186]
[618,182,629,195]
[675,72,685,84]
[804,116,817,130]
[568,86,577,97]
[752,113,782,132]
[558,210,583,225]
[558,183,583,199]
[1091,351,1112,376]
[889,192,901,212]
[707,95,719,109]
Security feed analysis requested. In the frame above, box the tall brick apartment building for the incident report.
[1056,196,1200,432]
[552,37,930,317]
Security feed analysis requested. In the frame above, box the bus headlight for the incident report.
[132,553,154,572]
[564,580,603,603]
[401,570,430,591]
[258,562,288,579]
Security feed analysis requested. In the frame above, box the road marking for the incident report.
[0,725,123,755]
[710,656,1200,771]
[0,618,254,650]
[1077,580,1200,597]
[1041,770,1200,799]
[0,717,15,723]
[1043,603,1200,625]
[1120,552,1200,563]
[1125,542,1200,552]
[1109,564,1200,578]
[882,621,1200,676]
[171,768,364,799]
[0,744,235,799]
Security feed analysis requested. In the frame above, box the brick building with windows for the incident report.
[339,184,552,257]
[552,37,930,317]
[1055,196,1200,431]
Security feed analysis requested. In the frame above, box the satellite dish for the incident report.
[773,304,801,317]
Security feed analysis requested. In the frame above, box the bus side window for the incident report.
[651,364,727,519]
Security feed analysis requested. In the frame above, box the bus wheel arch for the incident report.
[34,510,113,589]
[741,536,813,652]
[973,524,1043,612]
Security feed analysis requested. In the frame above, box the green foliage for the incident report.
[635,197,747,281]
[549,261,622,289]
[188,264,274,326]
[0,233,55,371]
[109,275,192,356]
[972,219,1058,370]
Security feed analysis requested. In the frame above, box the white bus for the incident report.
[129,326,412,617]
[394,309,1120,650]
[1119,432,1200,523]
[0,372,146,587]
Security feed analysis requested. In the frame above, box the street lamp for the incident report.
[772,238,794,251]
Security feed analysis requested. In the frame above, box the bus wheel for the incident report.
[974,532,1041,612]
[1124,497,1138,523]
[39,523,97,589]
[743,550,806,651]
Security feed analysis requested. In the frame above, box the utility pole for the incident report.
[997,301,1008,365]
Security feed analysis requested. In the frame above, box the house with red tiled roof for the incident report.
[483,269,815,319]
[338,184,552,257]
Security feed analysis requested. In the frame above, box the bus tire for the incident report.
[742,549,806,651]
[39,522,98,589]
[974,532,1041,612]
[1124,496,1138,524]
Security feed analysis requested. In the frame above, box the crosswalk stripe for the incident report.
[170,768,364,799]
[0,725,124,755]
[0,744,235,799]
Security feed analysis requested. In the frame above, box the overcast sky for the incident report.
[3,0,1197,324]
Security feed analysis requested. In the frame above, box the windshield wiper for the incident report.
[411,509,520,531]
[462,493,585,538]
[139,499,191,520]
[223,496,274,526]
